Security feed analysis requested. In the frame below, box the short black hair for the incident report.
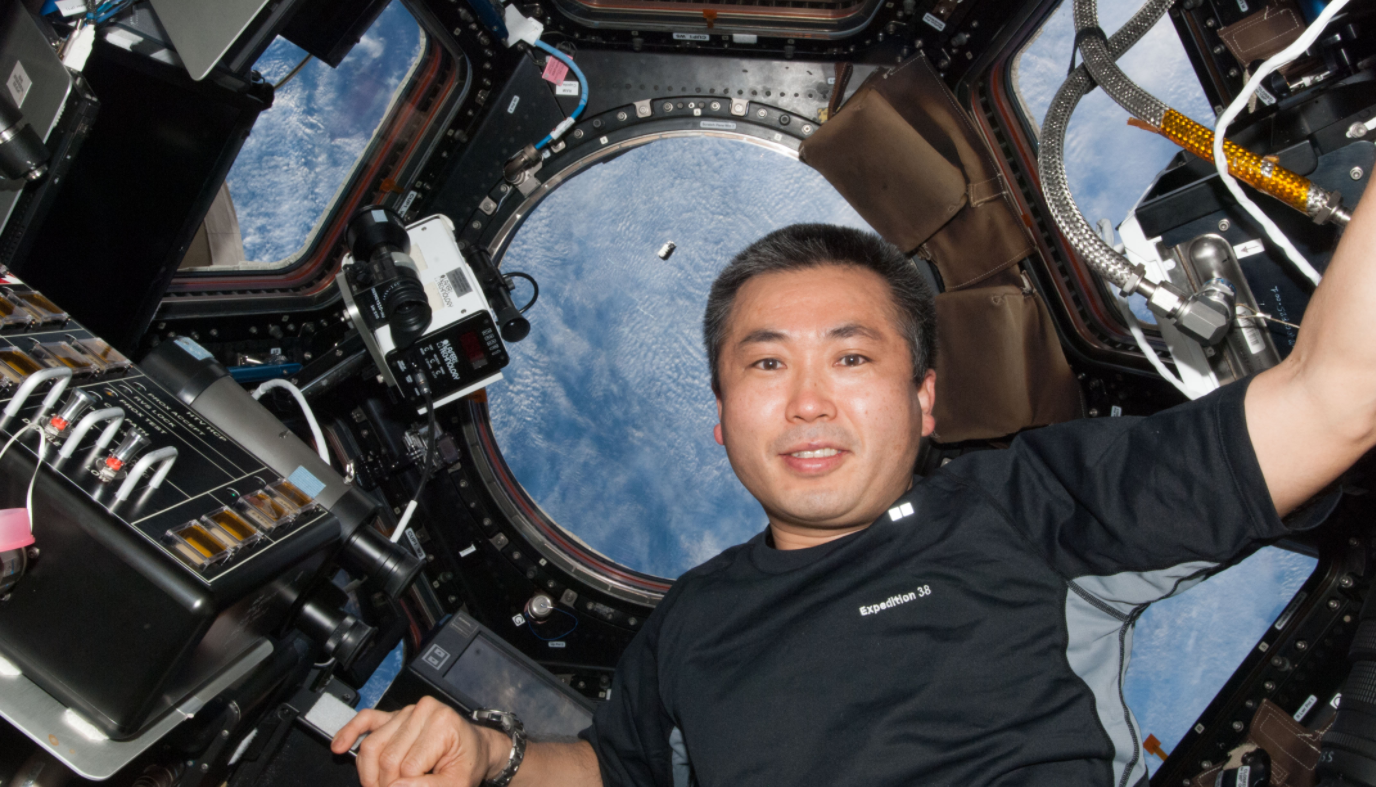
[703,223,937,394]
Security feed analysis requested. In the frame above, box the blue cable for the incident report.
[532,40,588,150]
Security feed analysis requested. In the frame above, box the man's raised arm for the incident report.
[330,697,603,787]
[1247,193,1376,516]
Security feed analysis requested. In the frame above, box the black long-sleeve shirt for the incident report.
[581,377,1336,787]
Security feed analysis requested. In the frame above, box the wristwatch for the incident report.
[470,709,527,787]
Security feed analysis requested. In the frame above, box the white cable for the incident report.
[1212,0,1351,286]
[391,500,418,544]
[1114,293,1199,400]
[26,432,47,530]
[251,378,329,464]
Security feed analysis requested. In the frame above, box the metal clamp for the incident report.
[57,407,124,460]
[1,367,72,428]
[114,446,178,503]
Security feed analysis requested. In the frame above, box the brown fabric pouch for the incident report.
[801,55,1035,289]
[931,284,1081,442]
[1218,1,1305,67]
[1190,699,1333,787]
[798,87,968,253]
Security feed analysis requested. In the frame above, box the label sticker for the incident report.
[922,12,946,30]
[542,57,569,84]
[1110,405,1122,417]
[548,640,566,648]
[507,95,521,114]
[173,336,214,360]
[512,613,526,627]
[673,32,710,41]
[422,644,452,670]
[1233,239,1265,259]
[459,543,477,558]
[7,61,31,108]
[700,120,737,130]
[1240,316,1268,355]
[398,190,419,217]
[555,80,580,96]
[405,528,426,560]
[1237,0,1249,11]
[1254,84,1276,106]
[1293,694,1318,722]
[1236,765,1251,785]
[287,466,326,498]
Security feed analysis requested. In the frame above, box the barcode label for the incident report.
[445,268,472,298]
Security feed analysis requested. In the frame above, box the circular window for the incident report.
[485,135,872,579]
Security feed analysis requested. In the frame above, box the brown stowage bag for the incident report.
[1190,699,1333,787]
[932,285,1081,443]
[800,54,1080,440]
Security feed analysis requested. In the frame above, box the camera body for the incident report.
[338,208,510,413]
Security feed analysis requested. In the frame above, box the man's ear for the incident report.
[917,369,937,438]
[714,396,725,446]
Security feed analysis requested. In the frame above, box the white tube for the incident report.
[1,367,73,426]
[58,406,125,459]
[1114,293,1198,400]
[1212,0,1351,286]
[115,446,178,503]
[252,378,329,464]
[391,500,418,544]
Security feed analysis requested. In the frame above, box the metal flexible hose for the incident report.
[1073,0,1169,125]
[1037,0,1175,295]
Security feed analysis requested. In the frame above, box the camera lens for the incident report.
[385,267,431,349]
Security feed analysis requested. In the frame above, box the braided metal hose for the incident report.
[1036,0,1175,297]
[1073,0,1170,125]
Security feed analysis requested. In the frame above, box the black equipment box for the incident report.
[0,272,345,740]
[383,611,594,741]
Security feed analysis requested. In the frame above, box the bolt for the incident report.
[1088,408,1100,417]
[1329,598,1341,609]
[1348,122,1369,139]
[1218,219,1231,231]
[1232,720,1245,732]
[471,220,482,230]
[1340,575,1355,588]
[1296,640,1308,651]
[802,124,813,134]
[1352,166,1365,180]
[573,129,584,139]
[200,763,210,773]
[617,111,627,121]
[221,729,230,738]
[1264,680,1276,691]
[757,108,768,118]
[711,101,721,110]
[1352,537,1362,547]
[663,102,674,112]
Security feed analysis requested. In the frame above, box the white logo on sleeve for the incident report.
[859,584,932,616]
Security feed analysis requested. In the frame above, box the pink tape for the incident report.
[0,508,34,551]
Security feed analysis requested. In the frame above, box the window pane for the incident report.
[201,3,424,270]
[1124,546,1318,775]
[1013,0,1216,231]
[487,136,873,579]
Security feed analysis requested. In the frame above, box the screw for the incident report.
[616,111,627,121]
[471,220,482,230]
[1218,219,1231,231]
[663,102,674,112]
[1232,720,1245,732]
[1329,598,1341,609]
[1088,408,1100,417]
[1341,575,1355,588]
[1348,122,1369,139]
[1296,640,1309,651]
[573,129,584,139]
[200,763,210,773]
[711,101,721,110]
[1352,166,1365,180]
[1263,680,1276,691]
[802,124,813,134]
[1352,537,1362,546]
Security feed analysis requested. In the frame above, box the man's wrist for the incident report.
[478,724,515,782]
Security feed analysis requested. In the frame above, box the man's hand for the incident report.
[331,697,507,787]
[1247,192,1376,516]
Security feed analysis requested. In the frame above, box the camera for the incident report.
[338,206,512,413]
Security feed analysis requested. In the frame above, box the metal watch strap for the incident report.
[472,709,527,787]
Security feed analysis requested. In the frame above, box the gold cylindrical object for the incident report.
[1153,109,1313,213]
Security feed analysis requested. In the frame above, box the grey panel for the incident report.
[0,3,74,235]
[146,0,273,81]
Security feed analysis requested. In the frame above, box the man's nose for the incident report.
[785,360,836,422]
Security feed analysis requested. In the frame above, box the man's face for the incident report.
[713,264,936,533]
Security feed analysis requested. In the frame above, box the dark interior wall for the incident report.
[10,41,273,353]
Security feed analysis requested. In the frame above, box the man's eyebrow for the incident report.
[827,323,884,341]
[737,329,788,346]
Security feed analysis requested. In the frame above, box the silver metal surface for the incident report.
[0,3,74,236]
[0,640,272,781]
[1036,0,1178,298]
[146,0,273,81]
